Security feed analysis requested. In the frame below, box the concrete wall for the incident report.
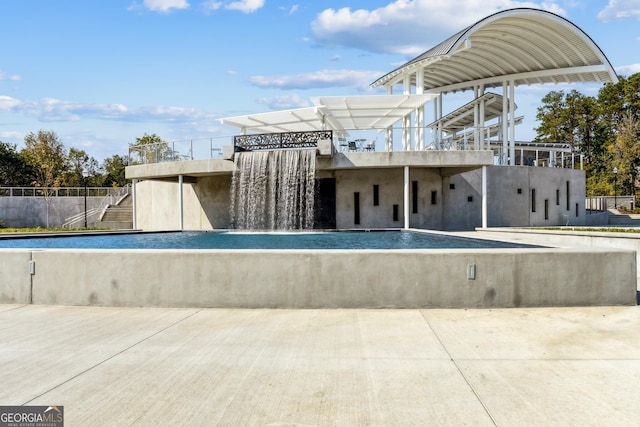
[0,197,104,228]
[0,246,633,308]
[135,176,231,231]
[444,166,586,229]
[477,228,640,285]
[133,165,586,231]
[0,249,32,303]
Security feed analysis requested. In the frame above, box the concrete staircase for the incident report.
[98,194,133,229]
[607,209,640,227]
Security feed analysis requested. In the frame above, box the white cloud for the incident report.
[0,72,21,81]
[225,0,264,13]
[0,95,219,124]
[256,94,311,110]
[0,96,21,110]
[311,1,566,56]
[202,0,222,12]
[247,69,385,89]
[598,0,640,21]
[616,63,640,76]
[143,0,189,12]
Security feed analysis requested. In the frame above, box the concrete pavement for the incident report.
[1,304,640,426]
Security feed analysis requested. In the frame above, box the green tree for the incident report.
[102,154,129,187]
[21,130,68,227]
[0,141,33,186]
[64,148,102,187]
[129,133,173,164]
[610,112,640,195]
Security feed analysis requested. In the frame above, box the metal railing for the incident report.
[128,136,231,165]
[0,187,117,197]
[62,184,131,228]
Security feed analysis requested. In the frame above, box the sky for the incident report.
[1,0,640,163]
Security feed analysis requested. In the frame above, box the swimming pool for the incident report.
[0,230,537,250]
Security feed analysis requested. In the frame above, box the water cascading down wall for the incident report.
[230,149,316,230]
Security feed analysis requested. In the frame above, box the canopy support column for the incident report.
[415,69,425,150]
[509,80,516,165]
[386,85,394,151]
[482,166,488,228]
[404,166,410,229]
[403,75,411,151]
[178,175,184,231]
[502,82,508,165]
[132,179,137,230]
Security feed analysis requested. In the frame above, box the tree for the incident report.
[64,148,102,187]
[102,154,129,187]
[129,133,173,164]
[0,141,33,186]
[610,112,640,196]
[21,130,68,227]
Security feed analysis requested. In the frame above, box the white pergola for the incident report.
[220,93,436,136]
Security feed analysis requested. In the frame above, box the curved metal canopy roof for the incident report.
[371,8,618,93]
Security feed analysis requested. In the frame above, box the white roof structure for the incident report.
[220,8,617,159]
[427,92,513,133]
[221,94,435,134]
[372,8,617,92]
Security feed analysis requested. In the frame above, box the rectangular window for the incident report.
[467,196,473,202]
[449,183,455,190]
[431,190,437,205]
[556,189,560,206]
[576,202,579,217]
[354,192,360,225]
[393,204,399,222]
[412,181,418,213]
[531,189,536,213]
[566,181,570,211]
[544,199,549,220]
[373,185,379,206]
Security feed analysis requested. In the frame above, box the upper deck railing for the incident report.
[234,130,332,151]
[126,127,578,168]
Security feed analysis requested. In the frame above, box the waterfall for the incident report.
[230,149,316,230]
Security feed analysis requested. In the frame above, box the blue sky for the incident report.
[1,0,640,162]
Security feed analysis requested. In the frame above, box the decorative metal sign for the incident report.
[234,130,332,151]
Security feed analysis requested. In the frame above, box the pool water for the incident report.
[0,230,537,250]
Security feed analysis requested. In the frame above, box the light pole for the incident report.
[613,166,618,209]
[82,169,89,228]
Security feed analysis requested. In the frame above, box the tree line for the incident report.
[0,132,168,189]
[534,72,640,196]
[2,73,639,196]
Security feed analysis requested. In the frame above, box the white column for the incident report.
[509,81,516,165]
[178,175,184,231]
[132,179,138,230]
[482,166,487,228]
[478,85,484,150]
[404,166,410,229]
[403,75,411,151]
[520,148,524,166]
[438,95,443,148]
[415,69,424,150]
[416,108,424,150]
[502,82,508,165]
[473,86,479,150]
[386,84,394,151]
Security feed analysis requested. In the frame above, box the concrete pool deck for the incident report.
[2,304,640,426]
